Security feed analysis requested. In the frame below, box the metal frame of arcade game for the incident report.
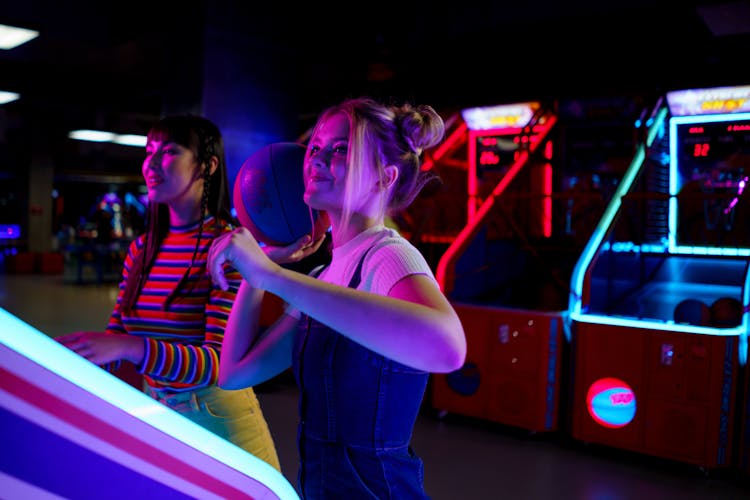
[567,84,750,469]
[430,101,567,432]
[0,307,299,500]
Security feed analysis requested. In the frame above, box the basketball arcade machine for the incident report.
[429,101,567,432]
[568,84,750,469]
[0,307,299,499]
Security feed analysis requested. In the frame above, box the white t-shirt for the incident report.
[286,225,436,318]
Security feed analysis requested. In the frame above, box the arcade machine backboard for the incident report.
[568,84,749,469]
[430,101,567,432]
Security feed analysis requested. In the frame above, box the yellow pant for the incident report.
[145,384,281,472]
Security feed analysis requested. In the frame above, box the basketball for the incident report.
[233,142,329,246]
[586,377,636,429]
[710,297,743,327]
[673,298,711,326]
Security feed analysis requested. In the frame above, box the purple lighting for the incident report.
[724,175,748,214]
[0,224,21,239]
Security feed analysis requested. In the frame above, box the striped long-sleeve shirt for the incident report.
[106,216,241,392]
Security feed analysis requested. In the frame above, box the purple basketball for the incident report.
[233,142,329,246]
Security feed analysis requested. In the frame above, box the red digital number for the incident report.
[479,151,500,166]
[692,143,710,157]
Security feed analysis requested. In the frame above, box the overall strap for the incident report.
[347,245,375,289]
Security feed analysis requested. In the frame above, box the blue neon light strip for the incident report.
[742,271,750,365]
[569,311,743,336]
[604,241,750,257]
[569,106,669,317]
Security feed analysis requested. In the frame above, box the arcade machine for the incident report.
[0,307,299,500]
[430,98,653,433]
[429,101,567,432]
[568,84,749,469]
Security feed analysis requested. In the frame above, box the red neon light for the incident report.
[544,140,553,160]
[436,113,558,293]
[543,163,553,237]
[421,121,467,171]
[438,151,529,290]
[468,130,478,221]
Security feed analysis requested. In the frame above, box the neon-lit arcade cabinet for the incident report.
[568,84,750,469]
[429,101,566,432]
[0,308,300,499]
[428,97,641,433]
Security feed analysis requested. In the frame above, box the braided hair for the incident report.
[120,114,237,314]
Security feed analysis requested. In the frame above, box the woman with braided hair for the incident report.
[56,114,322,471]
[209,97,467,498]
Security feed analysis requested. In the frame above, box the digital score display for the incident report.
[675,118,750,190]
[463,101,545,178]
[475,134,519,175]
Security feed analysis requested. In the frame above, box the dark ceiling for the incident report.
[1,0,749,183]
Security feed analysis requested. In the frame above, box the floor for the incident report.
[2,272,750,499]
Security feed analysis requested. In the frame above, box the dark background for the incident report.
[1,0,749,244]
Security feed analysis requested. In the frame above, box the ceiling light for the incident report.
[0,91,20,105]
[0,24,39,50]
[112,134,147,147]
[69,130,117,142]
[69,129,146,147]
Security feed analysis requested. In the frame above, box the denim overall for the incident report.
[292,249,430,499]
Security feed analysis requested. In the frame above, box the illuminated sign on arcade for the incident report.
[666,85,750,117]
[462,102,541,174]
[586,377,637,428]
[461,102,540,131]
[475,135,520,172]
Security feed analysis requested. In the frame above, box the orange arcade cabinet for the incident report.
[427,97,641,433]
[567,84,750,470]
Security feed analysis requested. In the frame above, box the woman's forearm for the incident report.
[219,280,298,389]
[221,280,264,365]
[262,269,466,372]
